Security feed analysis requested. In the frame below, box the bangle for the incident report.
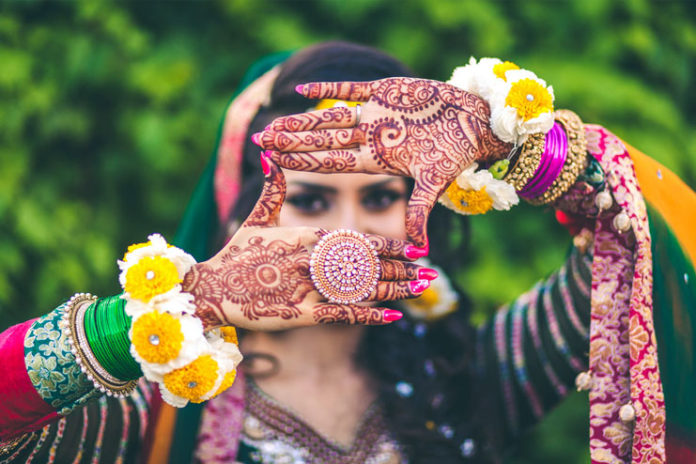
[62,293,138,397]
[525,109,588,205]
[504,132,546,192]
[83,296,142,381]
[119,234,242,407]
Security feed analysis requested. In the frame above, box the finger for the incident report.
[267,149,365,174]
[270,106,358,132]
[379,259,423,281]
[311,304,403,325]
[365,280,430,302]
[241,155,286,228]
[299,81,373,102]
[405,180,446,249]
[364,235,425,261]
[260,128,365,152]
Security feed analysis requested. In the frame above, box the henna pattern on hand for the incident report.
[312,304,385,325]
[184,236,314,327]
[269,78,513,246]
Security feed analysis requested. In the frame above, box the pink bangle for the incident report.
[519,122,568,199]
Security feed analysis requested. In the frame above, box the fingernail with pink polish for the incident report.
[295,84,305,94]
[383,310,403,322]
[404,245,429,259]
[260,152,270,176]
[409,280,430,294]
[418,268,439,281]
[264,124,272,131]
[251,132,262,146]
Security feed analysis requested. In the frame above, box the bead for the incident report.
[526,94,534,101]
[575,371,593,391]
[595,190,613,210]
[395,381,414,398]
[612,212,631,233]
[149,334,160,345]
[460,438,476,458]
[438,424,454,439]
[656,169,663,179]
[146,270,155,280]
[685,273,689,284]
[188,381,198,389]
[619,403,636,422]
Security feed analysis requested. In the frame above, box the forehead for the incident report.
[283,170,404,190]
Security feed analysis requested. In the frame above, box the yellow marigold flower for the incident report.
[124,256,181,302]
[219,327,238,345]
[131,311,184,364]
[412,287,440,310]
[493,61,519,80]
[445,184,494,215]
[163,355,219,403]
[505,78,553,121]
[211,369,237,398]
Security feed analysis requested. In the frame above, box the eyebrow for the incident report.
[290,179,402,195]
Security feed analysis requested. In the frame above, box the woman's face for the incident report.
[279,170,408,241]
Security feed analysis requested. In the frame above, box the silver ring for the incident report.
[355,104,362,126]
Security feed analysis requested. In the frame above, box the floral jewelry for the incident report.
[438,162,518,215]
[310,229,380,304]
[119,233,242,407]
[448,57,555,145]
[400,259,458,322]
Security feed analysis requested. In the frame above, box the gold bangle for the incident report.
[61,293,138,397]
[503,132,545,192]
[526,109,588,205]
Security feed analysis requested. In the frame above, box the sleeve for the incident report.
[0,380,154,463]
[474,245,592,441]
[0,296,138,443]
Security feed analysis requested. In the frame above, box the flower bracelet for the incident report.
[118,233,242,407]
[438,57,588,215]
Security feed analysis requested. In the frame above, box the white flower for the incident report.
[401,258,458,321]
[159,384,190,408]
[448,57,555,145]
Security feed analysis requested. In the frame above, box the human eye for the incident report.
[361,188,405,212]
[286,192,330,216]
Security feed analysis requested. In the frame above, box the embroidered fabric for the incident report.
[239,379,404,464]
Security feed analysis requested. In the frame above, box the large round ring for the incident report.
[355,104,362,126]
[310,229,380,304]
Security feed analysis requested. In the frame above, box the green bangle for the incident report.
[84,295,142,381]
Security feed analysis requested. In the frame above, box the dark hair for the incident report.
[229,41,498,463]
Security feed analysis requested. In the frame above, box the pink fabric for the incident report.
[584,126,666,464]
[0,319,58,441]
[193,370,246,463]
[214,67,280,224]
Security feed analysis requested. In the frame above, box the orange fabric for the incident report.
[624,141,696,268]
[146,403,177,464]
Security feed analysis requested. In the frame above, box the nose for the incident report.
[338,199,362,233]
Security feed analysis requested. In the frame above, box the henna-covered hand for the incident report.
[259,78,513,247]
[182,158,429,331]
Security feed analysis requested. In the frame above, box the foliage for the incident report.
[2,0,695,462]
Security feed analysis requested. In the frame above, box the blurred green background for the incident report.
[1,0,695,462]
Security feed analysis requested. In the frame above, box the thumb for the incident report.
[405,179,441,249]
[242,154,286,228]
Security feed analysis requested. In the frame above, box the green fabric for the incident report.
[173,51,292,262]
[649,205,696,438]
[24,305,100,415]
[169,51,291,464]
